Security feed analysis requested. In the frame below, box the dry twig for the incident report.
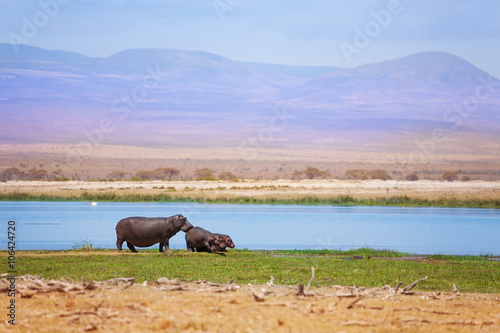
[306,266,315,292]
[395,281,404,294]
[402,276,428,294]
[252,290,266,302]
[346,296,363,309]
[297,284,305,296]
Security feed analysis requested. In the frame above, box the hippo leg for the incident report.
[116,238,124,252]
[126,242,138,253]
[204,241,214,253]
[163,238,171,253]
[158,242,164,253]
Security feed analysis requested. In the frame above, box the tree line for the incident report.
[0,167,70,181]
[0,165,471,182]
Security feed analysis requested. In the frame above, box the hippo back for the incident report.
[185,227,215,249]
[116,215,192,248]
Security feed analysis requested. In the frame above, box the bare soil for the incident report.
[2,275,499,332]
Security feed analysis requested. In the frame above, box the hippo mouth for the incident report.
[182,224,194,232]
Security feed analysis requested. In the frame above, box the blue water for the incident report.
[1,202,499,255]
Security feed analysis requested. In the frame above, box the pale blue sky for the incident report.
[1,0,499,77]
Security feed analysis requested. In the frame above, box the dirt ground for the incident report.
[2,275,499,332]
[1,179,499,201]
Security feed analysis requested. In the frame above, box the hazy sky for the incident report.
[1,0,499,77]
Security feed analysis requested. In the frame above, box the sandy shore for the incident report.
[1,179,499,201]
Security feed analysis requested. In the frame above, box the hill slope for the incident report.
[0,45,499,150]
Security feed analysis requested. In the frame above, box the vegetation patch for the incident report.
[4,249,499,293]
[1,192,499,208]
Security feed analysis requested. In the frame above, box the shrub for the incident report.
[195,177,217,181]
[461,176,471,182]
[293,167,330,180]
[345,169,368,180]
[72,240,95,251]
[195,168,215,179]
[442,171,459,182]
[133,167,181,180]
[27,168,48,180]
[370,169,392,181]
[346,169,391,181]
[218,171,238,181]
[1,167,25,180]
[53,177,71,182]
[405,172,419,181]
[108,170,128,180]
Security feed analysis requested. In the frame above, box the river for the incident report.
[1,202,499,255]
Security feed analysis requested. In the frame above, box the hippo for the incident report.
[185,228,235,253]
[116,215,193,253]
[185,227,219,253]
[211,233,235,252]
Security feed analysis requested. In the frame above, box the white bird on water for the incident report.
[91,201,97,206]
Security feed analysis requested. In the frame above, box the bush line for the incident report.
[0,192,499,208]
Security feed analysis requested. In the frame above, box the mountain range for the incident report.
[1,43,499,151]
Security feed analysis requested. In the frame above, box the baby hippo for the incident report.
[185,227,235,253]
[211,233,235,252]
[185,227,218,253]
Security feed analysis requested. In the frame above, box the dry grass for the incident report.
[3,275,499,332]
[1,179,499,202]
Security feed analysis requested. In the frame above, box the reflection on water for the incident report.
[1,202,499,255]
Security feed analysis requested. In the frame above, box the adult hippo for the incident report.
[185,227,220,253]
[116,215,193,253]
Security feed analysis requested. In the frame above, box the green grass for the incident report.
[3,249,499,293]
[71,239,96,251]
[1,192,499,208]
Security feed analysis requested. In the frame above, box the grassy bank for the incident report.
[4,249,499,293]
[1,191,499,208]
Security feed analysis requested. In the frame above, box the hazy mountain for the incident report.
[286,51,499,112]
[283,51,500,136]
[0,44,499,147]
